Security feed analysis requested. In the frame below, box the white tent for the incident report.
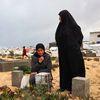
[50,47,58,57]
[89,44,100,56]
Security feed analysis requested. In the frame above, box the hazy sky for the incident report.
[0,0,100,48]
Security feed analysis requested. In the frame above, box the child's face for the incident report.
[37,48,44,56]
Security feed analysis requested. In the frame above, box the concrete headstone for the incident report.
[35,72,51,91]
[72,77,90,98]
[12,70,23,87]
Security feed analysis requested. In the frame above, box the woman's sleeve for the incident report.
[77,28,83,46]
[73,26,83,46]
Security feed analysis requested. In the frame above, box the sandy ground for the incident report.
[0,58,100,99]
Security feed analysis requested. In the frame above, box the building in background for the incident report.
[49,42,58,57]
[50,47,58,57]
[90,31,100,44]
[49,42,57,48]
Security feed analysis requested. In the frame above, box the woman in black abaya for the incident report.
[55,10,85,92]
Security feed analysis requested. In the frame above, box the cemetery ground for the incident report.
[0,56,100,99]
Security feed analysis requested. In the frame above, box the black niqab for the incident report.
[55,10,83,47]
[58,10,79,27]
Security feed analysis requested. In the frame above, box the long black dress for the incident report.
[55,10,85,91]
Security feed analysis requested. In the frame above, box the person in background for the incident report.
[29,43,52,85]
[22,46,29,59]
[55,10,85,92]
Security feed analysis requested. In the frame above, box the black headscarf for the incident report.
[34,43,45,57]
[59,10,79,27]
[55,10,83,47]
[36,43,45,51]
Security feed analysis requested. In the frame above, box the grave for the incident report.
[72,77,90,98]
[0,60,31,72]
[35,72,51,91]
[12,70,23,87]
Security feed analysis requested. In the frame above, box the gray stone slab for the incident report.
[72,77,90,98]
[35,72,51,92]
[0,60,31,72]
[85,53,96,57]
[0,62,14,71]
[12,70,23,87]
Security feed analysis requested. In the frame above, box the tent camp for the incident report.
[49,47,58,57]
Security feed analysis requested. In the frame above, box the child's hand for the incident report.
[30,72,37,76]
[38,56,44,63]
